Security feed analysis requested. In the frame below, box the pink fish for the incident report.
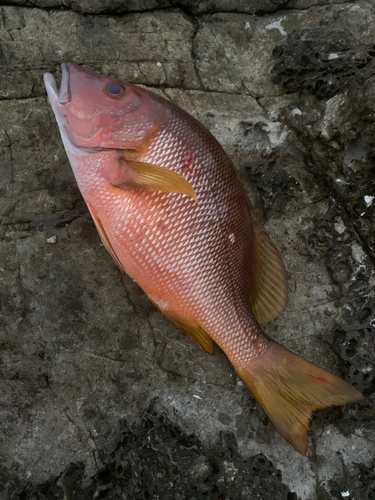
[44,63,363,455]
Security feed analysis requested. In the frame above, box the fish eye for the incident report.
[105,83,126,98]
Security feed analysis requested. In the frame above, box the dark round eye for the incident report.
[106,83,125,97]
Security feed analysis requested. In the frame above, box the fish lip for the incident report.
[43,63,71,105]
[43,71,58,98]
[58,63,71,105]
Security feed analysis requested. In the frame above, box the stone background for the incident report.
[1,1,375,499]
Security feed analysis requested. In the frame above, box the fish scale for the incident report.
[44,63,363,455]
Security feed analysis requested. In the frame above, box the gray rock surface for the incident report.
[0,1,375,499]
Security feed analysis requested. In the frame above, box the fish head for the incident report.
[44,63,169,155]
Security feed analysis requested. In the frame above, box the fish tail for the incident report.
[236,340,363,455]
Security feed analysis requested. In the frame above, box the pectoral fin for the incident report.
[87,203,126,273]
[110,158,197,202]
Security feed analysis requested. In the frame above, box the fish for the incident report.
[44,63,363,455]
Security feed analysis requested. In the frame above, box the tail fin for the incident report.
[237,342,363,455]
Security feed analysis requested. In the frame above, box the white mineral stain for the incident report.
[364,195,374,208]
[245,21,250,29]
[351,244,366,264]
[193,395,201,400]
[341,492,350,498]
[47,235,57,244]
[351,264,366,281]
[292,108,302,115]
[328,53,339,60]
[335,178,349,184]
[262,122,288,147]
[265,19,286,36]
[156,62,162,67]
[321,94,345,140]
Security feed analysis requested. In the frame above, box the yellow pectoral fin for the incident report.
[249,209,288,324]
[87,203,126,274]
[112,159,198,203]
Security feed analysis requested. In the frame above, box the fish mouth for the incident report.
[44,63,71,105]
[44,64,82,153]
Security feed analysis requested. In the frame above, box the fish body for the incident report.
[44,63,363,455]
[68,88,264,363]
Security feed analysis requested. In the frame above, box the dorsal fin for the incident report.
[232,164,288,323]
[249,209,288,323]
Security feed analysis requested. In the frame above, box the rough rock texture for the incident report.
[0,1,375,500]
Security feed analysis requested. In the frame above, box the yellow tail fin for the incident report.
[237,342,363,455]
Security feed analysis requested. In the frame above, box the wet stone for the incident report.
[3,407,296,500]
[271,28,375,99]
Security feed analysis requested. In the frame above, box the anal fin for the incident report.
[152,303,215,355]
[167,313,215,355]
[179,321,215,355]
